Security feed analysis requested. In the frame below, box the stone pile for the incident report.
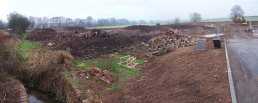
[149,29,198,56]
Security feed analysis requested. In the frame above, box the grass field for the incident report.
[75,55,144,82]
[203,16,258,22]
[85,24,157,29]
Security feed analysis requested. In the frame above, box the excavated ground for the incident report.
[1,22,236,103]
[103,41,231,103]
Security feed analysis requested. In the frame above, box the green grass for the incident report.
[202,16,258,22]
[111,84,118,93]
[202,18,231,22]
[246,16,258,21]
[17,40,37,58]
[63,71,81,87]
[75,55,144,82]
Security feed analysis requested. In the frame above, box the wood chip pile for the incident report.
[149,29,198,56]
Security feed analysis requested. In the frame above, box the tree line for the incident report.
[0,5,246,35]
[28,16,150,29]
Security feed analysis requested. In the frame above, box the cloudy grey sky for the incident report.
[0,0,257,21]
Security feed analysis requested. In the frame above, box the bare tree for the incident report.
[97,19,108,26]
[174,17,180,24]
[28,16,36,29]
[0,20,6,30]
[139,20,146,25]
[8,12,30,35]
[49,17,65,28]
[34,17,41,28]
[86,16,94,27]
[64,18,73,26]
[190,12,202,23]
[74,18,85,27]
[41,17,48,29]
[230,5,245,23]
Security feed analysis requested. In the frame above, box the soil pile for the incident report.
[125,25,164,32]
[27,29,58,41]
[149,29,198,56]
[0,32,3,40]
[91,29,109,37]
[58,35,147,59]
[104,41,231,103]
[63,27,87,32]
[56,27,88,35]
[0,32,9,41]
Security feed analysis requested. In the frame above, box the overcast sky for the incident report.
[0,0,257,21]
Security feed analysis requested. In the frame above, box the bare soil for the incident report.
[103,41,231,103]
[24,23,234,103]
[27,24,218,59]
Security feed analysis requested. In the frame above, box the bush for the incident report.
[8,12,30,35]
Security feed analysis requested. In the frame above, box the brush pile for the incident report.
[149,29,198,56]
[76,67,114,84]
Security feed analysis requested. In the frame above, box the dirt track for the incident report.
[103,41,231,103]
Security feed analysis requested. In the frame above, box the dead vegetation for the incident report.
[26,50,74,76]
[76,67,115,84]
[0,73,28,103]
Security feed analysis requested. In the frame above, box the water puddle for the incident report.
[28,90,58,103]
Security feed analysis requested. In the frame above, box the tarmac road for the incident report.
[227,34,258,103]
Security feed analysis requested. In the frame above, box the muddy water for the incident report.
[28,90,58,103]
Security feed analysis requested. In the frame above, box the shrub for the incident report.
[8,12,30,35]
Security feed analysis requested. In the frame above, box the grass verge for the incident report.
[75,55,144,82]
[17,40,37,58]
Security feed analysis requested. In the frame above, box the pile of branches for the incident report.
[149,29,198,56]
[76,67,115,84]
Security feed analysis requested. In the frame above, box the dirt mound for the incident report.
[104,41,231,103]
[125,25,164,32]
[63,27,87,32]
[27,29,58,41]
[169,24,213,29]
[91,29,109,37]
[0,32,4,41]
[57,35,151,59]
[149,29,198,55]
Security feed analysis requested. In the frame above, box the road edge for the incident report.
[224,38,237,103]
